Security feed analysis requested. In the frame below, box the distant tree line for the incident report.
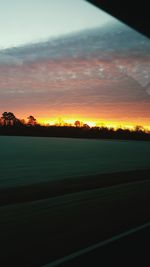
[0,111,149,141]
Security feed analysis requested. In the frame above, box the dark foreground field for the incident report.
[0,169,150,266]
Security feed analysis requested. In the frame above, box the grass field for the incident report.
[0,136,150,188]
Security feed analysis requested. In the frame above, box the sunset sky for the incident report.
[0,0,150,129]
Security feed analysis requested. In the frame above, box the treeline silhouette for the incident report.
[0,111,150,141]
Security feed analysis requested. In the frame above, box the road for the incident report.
[43,222,150,266]
[0,179,150,266]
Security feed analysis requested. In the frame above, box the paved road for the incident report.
[44,223,150,266]
[0,180,150,266]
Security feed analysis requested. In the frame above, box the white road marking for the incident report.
[42,221,150,267]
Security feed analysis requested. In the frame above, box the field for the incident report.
[0,136,150,266]
[0,136,150,188]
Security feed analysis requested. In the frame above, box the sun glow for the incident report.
[38,117,96,127]
[37,117,150,131]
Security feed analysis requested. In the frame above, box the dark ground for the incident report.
[0,125,150,141]
[0,169,150,206]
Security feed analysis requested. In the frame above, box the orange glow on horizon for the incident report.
[37,116,150,131]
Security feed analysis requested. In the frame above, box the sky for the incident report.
[0,0,113,49]
[0,0,150,129]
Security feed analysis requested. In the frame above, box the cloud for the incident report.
[0,24,149,123]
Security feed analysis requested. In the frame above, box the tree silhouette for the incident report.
[1,112,7,126]
[27,115,37,126]
[83,123,90,129]
[1,112,16,126]
[74,120,81,127]
[7,112,16,125]
[134,125,144,132]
